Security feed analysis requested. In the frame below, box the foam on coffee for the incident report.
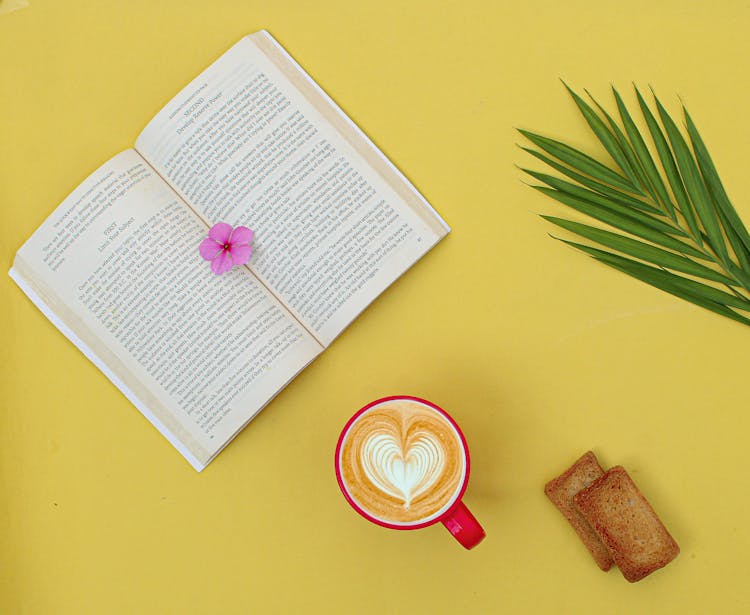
[339,399,466,525]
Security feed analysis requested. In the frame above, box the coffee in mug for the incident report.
[335,396,485,549]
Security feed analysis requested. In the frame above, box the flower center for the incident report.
[223,243,231,250]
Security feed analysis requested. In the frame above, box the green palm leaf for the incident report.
[522,168,669,222]
[653,94,730,263]
[562,82,643,191]
[519,146,661,214]
[521,84,750,327]
[635,87,703,243]
[684,108,750,267]
[543,216,736,286]
[563,241,750,326]
[612,87,677,220]
[584,89,657,203]
[518,129,638,194]
[531,185,706,258]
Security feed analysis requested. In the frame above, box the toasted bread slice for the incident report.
[544,451,614,571]
[574,466,679,582]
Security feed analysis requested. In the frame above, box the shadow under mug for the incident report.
[334,396,485,549]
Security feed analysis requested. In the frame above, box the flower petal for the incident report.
[230,226,254,245]
[198,238,222,261]
[210,250,234,275]
[208,222,232,244]
[229,244,252,266]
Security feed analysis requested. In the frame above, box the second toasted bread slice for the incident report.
[544,451,614,571]
[574,466,679,582]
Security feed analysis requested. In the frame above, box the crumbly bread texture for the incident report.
[574,466,679,582]
[544,451,614,571]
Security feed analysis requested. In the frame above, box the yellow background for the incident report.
[2,1,749,613]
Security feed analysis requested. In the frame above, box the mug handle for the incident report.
[441,501,486,549]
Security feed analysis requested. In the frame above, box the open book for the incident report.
[9,31,449,471]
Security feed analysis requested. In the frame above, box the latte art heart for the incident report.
[339,399,466,525]
[361,431,445,507]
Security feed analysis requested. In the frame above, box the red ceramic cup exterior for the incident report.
[335,396,485,549]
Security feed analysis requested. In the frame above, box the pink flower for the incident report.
[199,222,254,275]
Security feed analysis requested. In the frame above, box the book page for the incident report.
[136,31,449,346]
[11,150,322,469]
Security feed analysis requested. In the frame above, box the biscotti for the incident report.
[574,466,680,582]
[544,451,614,571]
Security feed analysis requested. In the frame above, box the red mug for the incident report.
[335,396,485,549]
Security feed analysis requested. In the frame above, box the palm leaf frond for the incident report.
[521,85,750,326]
[612,87,677,220]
